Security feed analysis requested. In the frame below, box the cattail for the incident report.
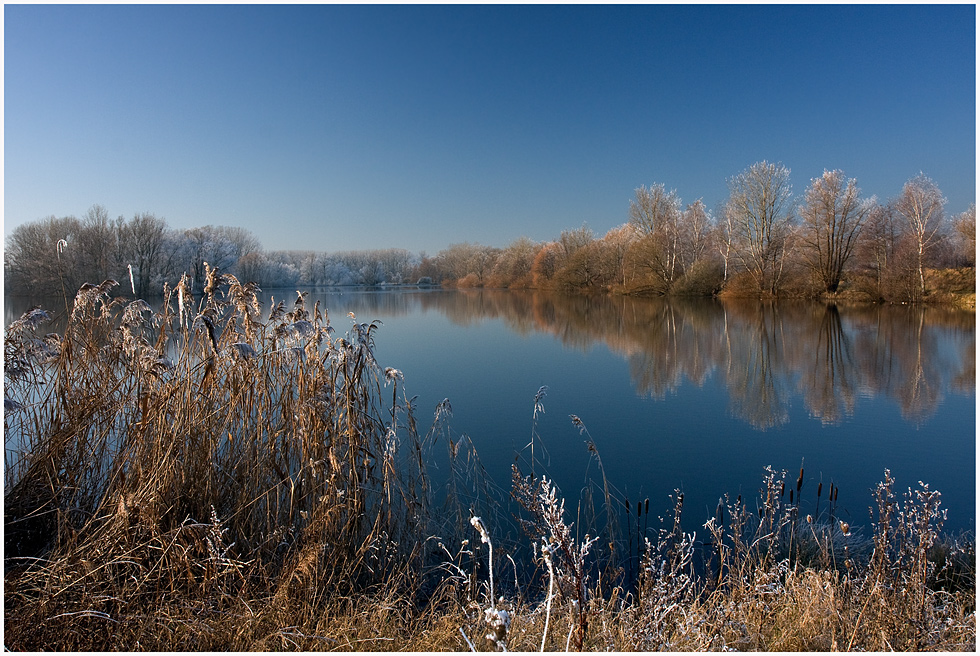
[177,277,186,325]
[636,501,641,517]
[796,467,804,494]
[624,497,630,512]
[470,516,490,543]
[644,498,650,515]
[817,482,823,499]
[834,487,839,503]
[780,481,785,497]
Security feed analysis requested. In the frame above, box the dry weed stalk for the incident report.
[3,283,975,651]
[3,280,461,649]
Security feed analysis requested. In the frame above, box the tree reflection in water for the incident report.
[6,288,972,428]
[6,288,974,533]
[415,290,973,430]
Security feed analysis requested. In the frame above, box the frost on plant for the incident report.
[512,469,597,650]
[465,515,512,651]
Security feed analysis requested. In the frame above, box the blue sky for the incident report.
[4,4,976,254]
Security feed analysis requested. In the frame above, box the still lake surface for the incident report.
[5,289,976,536]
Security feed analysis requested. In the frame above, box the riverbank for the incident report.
[4,279,975,650]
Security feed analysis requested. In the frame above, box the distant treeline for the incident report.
[5,162,975,302]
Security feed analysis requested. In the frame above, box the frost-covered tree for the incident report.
[601,223,640,287]
[530,241,564,288]
[434,242,501,284]
[628,184,683,291]
[557,224,595,260]
[75,205,126,285]
[180,226,239,292]
[554,240,616,290]
[488,237,538,288]
[952,203,976,266]
[799,170,874,293]
[374,248,417,284]
[4,215,83,296]
[894,173,947,297]
[680,199,711,269]
[725,161,795,295]
[122,212,170,297]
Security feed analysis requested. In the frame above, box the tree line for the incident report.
[3,206,420,298]
[429,163,974,302]
[5,162,975,302]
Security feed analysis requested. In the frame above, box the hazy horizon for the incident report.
[4,4,976,254]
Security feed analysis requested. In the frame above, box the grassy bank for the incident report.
[4,275,975,650]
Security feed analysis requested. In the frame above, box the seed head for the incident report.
[470,516,490,544]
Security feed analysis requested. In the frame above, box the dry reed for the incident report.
[3,280,975,650]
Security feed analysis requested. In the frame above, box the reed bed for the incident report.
[4,276,975,651]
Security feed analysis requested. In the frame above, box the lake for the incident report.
[5,288,976,537]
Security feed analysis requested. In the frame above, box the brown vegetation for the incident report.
[4,281,975,650]
[7,169,974,305]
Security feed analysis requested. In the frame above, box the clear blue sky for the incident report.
[4,4,976,254]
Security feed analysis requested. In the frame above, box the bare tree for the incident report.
[558,224,595,259]
[716,203,734,282]
[4,215,83,296]
[182,226,239,292]
[435,242,500,284]
[218,225,261,261]
[236,251,266,285]
[628,184,683,290]
[76,204,124,285]
[799,170,874,293]
[530,241,563,288]
[601,223,639,287]
[725,161,795,295]
[893,173,946,297]
[554,240,616,290]
[124,212,169,296]
[680,198,711,268]
[952,203,975,266]
[855,204,900,298]
[489,236,538,288]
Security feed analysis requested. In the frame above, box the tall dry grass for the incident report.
[4,277,975,650]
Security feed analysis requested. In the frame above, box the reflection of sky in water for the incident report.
[291,290,975,536]
[5,289,975,535]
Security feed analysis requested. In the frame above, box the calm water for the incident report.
[5,289,976,535]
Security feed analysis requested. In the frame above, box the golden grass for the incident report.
[4,277,975,651]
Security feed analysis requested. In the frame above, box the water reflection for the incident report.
[6,289,974,430]
[5,289,974,534]
[405,290,974,430]
[800,305,857,425]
